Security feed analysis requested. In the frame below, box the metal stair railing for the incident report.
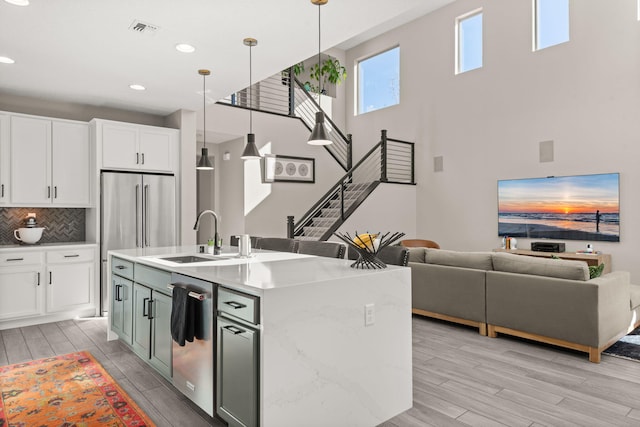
[217,68,352,171]
[290,130,415,241]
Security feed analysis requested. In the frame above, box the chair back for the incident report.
[400,239,440,249]
[377,245,410,266]
[230,235,260,247]
[254,237,299,253]
[297,241,346,259]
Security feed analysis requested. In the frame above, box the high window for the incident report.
[357,46,400,115]
[534,0,569,50]
[456,10,483,74]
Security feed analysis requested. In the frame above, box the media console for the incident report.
[493,249,611,274]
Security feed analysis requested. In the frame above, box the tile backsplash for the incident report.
[0,208,85,245]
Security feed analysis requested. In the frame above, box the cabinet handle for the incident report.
[64,254,80,258]
[115,284,122,301]
[115,265,127,270]
[36,272,40,286]
[223,325,245,335]
[49,271,52,285]
[144,184,150,247]
[141,153,145,164]
[135,184,140,248]
[148,299,154,320]
[224,301,247,310]
[143,297,149,317]
[6,258,24,262]
[47,186,51,198]
[54,186,58,198]
[136,152,140,164]
[1,183,4,198]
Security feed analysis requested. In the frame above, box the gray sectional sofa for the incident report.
[409,248,640,363]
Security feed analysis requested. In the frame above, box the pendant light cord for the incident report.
[202,72,206,148]
[249,42,253,133]
[318,2,322,96]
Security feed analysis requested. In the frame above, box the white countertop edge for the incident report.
[0,242,98,252]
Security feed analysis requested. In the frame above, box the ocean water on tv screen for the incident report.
[498,212,620,240]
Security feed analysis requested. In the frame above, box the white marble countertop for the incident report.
[109,245,406,294]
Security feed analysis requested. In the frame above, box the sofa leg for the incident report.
[479,323,487,336]
[487,324,497,338]
[589,348,601,363]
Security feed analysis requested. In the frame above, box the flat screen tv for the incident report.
[498,173,620,242]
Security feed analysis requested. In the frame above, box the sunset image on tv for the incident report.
[498,173,620,241]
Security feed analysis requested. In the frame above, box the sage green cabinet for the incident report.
[217,287,260,427]
[131,263,172,380]
[111,275,133,345]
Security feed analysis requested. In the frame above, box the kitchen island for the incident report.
[107,245,412,427]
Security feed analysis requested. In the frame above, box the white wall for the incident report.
[345,0,640,279]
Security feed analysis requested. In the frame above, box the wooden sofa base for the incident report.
[413,308,487,336]
[487,322,640,363]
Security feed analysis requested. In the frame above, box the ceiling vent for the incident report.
[129,20,159,35]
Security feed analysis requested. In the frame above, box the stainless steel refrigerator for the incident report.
[100,171,177,314]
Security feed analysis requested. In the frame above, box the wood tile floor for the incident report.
[2,315,640,426]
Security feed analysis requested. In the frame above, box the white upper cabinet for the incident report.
[9,115,91,207]
[52,121,91,205]
[99,120,177,173]
[0,114,9,204]
[10,116,52,205]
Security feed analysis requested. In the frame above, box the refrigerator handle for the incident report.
[144,184,150,247]
[135,184,140,248]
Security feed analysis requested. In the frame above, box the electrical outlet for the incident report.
[365,303,375,326]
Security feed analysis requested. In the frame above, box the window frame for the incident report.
[533,0,570,51]
[455,8,483,75]
[355,45,400,116]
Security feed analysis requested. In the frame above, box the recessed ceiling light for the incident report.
[175,43,196,53]
[4,0,29,5]
[0,56,15,64]
[129,84,146,91]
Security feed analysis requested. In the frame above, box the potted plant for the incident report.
[293,56,347,96]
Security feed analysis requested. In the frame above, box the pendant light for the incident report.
[307,0,332,146]
[241,37,262,160]
[196,69,214,170]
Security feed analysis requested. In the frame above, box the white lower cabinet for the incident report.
[0,246,97,328]
[0,260,44,320]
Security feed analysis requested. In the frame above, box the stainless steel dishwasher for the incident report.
[170,273,215,417]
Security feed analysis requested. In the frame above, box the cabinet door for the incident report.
[102,124,139,170]
[149,291,172,379]
[132,283,152,359]
[0,114,9,204]
[217,317,258,427]
[139,129,173,172]
[0,266,43,320]
[46,262,94,313]
[10,116,51,204]
[111,275,133,345]
[52,121,90,206]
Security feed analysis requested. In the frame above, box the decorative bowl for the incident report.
[333,231,405,269]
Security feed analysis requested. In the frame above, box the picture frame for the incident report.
[263,154,315,183]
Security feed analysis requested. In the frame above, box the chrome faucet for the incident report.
[193,210,221,253]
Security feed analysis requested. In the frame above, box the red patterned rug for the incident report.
[0,351,155,426]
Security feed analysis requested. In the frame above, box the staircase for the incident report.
[218,69,415,241]
[290,130,415,241]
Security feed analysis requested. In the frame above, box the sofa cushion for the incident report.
[424,248,494,271]
[407,247,427,263]
[492,252,589,281]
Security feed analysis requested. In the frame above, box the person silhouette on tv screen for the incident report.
[596,210,601,232]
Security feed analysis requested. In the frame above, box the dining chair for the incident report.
[297,240,346,259]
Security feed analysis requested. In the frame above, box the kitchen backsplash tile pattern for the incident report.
[0,208,85,245]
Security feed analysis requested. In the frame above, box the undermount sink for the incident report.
[160,255,233,264]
